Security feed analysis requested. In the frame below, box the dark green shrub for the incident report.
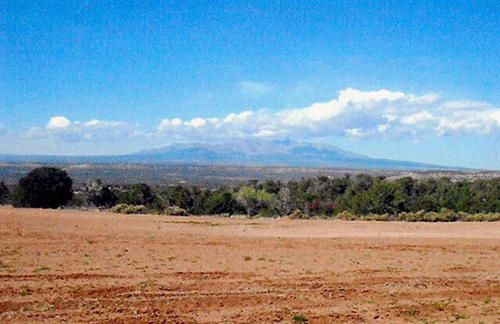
[205,191,244,215]
[293,315,308,323]
[90,186,118,207]
[13,167,73,208]
[0,181,10,204]
[118,183,156,206]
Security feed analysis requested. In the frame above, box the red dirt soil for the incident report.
[0,207,499,323]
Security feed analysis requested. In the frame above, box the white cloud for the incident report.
[278,88,408,128]
[338,88,405,105]
[34,117,132,142]
[154,88,500,140]
[30,89,500,144]
[401,111,435,125]
[185,117,207,128]
[408,93,440,104]
[224,111,254,123]
[158,118,183,130]
[279,99,343,127]
[84,120,125,128]
[437,109,500,135]
[441,100,491,110]
[253,129,275,137]
[46,116,71,129]
[239,81,274,98]
[346,128,364,137]
[377,124,390,133]
[171,118,182,126]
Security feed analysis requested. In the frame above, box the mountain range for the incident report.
[0,139,454,170]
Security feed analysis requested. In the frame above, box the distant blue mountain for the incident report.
[0,139,456,170]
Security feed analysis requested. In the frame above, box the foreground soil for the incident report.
[0,207,499,323]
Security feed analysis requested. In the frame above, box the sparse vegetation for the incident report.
[337,210,500,222]
[19,285,33,296]
[453,313,467,320]
[293,315,308,323]
[33,266,50,273]
[2,168,498,221]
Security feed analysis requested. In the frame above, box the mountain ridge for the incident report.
[0,139,462,170]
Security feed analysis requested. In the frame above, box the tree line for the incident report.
[1,167,498,221]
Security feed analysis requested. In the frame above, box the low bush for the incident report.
[111,204,147,214]
[364,213,391,221]
[289,209,304,219]
[257,206,279,218]
[462,212,500,222]
[336,210,357,220]
[335,210,500,222]
[164,206,187,216]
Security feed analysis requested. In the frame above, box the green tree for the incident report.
[0,181,10,204]
[190,187,211,215]
[236,185,278,216]
[205,190,243,215]
[366,181,400,214]
[90,186,118,207]
[263,180,280,194]
[13,167,73,208]
[165,185,193,210]
[118,183,156,206]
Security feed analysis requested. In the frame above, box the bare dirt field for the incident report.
[0,207,499,323]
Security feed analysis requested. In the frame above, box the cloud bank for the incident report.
[27,118,134,143]
[156,88,500,140]
[25,88,500,143]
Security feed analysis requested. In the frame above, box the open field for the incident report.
[0,207,499,323]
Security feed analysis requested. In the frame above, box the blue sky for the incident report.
[1,1,499,169]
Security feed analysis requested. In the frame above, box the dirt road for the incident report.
[0,207,499,323]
